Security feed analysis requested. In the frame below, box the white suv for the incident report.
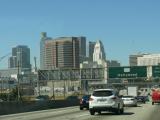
[89,89,124,115]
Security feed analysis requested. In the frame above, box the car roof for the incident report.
[94,89,115,91]
[122,96,135,98]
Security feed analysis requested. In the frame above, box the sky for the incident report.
[0,0,160,68]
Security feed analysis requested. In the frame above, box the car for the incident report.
[135,96,146,103]
[89,89,124,115]
[122,96,137,107]
[79,95,90,110]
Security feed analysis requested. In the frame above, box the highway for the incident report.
[0,102,159,120]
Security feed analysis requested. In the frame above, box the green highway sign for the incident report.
[152,66,160,77]
[109,66,147,78]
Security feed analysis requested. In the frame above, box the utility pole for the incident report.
[50,67,55,100]
[17,61,20,101]
[34,57,40,96]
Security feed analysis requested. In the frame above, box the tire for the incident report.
[134,104,137,107]
[152,102,154,105]
[120,107,124,114]
[115,105,121,115]
[80,107,83,110]
[98,111,101,115]
[89,109,95,115]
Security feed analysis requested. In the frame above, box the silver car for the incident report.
[122,96,137,107]
[89,89,124,115]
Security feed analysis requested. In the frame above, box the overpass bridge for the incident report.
[36,66,160,95]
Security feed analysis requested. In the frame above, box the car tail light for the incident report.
[89,97,94,101]
[80,99,83,104]
[112,96,117,100]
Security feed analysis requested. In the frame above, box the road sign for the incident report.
[152,66,160,77]
[109,66,147,78]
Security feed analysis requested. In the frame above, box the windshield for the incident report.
[93,90,113,97]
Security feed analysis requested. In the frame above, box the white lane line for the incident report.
[74,113,89,118]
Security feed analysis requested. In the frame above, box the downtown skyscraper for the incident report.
[9,45,31,68]
[89,41,96,61]
[40,32,86,69]
[40,32,52,69]
[44,37,80,69]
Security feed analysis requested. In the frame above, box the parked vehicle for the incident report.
[79,95,90,110]
[151,89,160,105]
[89,89,124,115]
[122,96,137,107]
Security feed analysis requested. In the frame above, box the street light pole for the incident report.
[34,57,40,96]
[17,60,20,101]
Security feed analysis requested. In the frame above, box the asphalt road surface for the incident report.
[0,102,160,120]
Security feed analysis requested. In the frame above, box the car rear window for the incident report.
[93,90,113,97]
[82,95,90,99]
[123,96,134,98]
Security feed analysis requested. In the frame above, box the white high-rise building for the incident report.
[137,54,160,66]
[93,40,106,64]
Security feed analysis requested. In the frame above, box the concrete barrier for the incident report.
[0,100,79,115]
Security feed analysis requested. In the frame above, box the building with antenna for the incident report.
[40,32,52,69]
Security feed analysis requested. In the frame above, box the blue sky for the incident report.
[0,0,160,68]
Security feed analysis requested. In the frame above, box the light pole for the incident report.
[0,73,2,94]
[34,57,40,96]
[51,67,55,100]
[17,60,20,101]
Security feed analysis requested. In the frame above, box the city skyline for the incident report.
[1,0,160,68]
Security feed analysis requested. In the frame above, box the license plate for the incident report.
[97,99,107,102]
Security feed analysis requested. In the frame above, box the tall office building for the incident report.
[78,36,86,63]
[89,41,96,61]
[93,40,106,62]
[107,60,121,67]
[9,45,31,68]
[44,37,79,69]
[40,32,52,69]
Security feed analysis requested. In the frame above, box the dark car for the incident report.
[135,96,147,103]
[80,95,90,110]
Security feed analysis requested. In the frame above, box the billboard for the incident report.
[109,66,147,78]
